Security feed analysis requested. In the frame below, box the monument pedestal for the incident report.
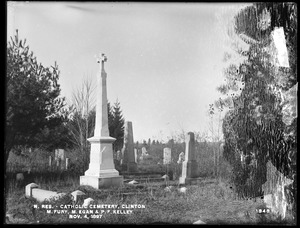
[121,121,138,173]
[179,177,203,185]
[80,175,123,189]
[80,136,124,189]
[80,53,124,189]
[179,160,198,184]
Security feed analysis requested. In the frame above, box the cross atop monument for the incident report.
[95,53,107,72]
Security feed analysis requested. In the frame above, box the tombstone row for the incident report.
[118,124,202,184]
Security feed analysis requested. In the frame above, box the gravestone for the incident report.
[65,158,70,170]
[141,147,148,158]
[25,183,66,202]
[83,198,94,207]
[80,53,123,188]
[121,121,137,172]
[177,152,185,164]
[163,148,171,165]
[71,190,85,203]
[55,149,65,161]
[49,156,53,167]
[134,148,138,163]
[142,147,147,155]
[179,132,199,184]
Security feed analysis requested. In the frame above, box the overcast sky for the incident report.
[7,2,250,142]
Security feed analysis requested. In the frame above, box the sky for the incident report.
[7,2,250,142]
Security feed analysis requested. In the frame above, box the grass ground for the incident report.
[5,173,295,225]
[5,149,295,225]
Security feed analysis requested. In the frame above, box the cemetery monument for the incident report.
[121,121,137,172]
[80,53,123,188]
[179,132,199,184]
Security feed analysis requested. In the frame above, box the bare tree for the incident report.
[67,76,96,172]
[208,102,224,178]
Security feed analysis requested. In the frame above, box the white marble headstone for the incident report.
[163,148,171,165]
[54,149,65,161]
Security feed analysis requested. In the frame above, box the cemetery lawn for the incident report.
[5,177,292,225]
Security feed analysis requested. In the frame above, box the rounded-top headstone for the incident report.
[16,173,24,181]
[25,183,39,197]
[161,174,169,180]
[71,190,85,202]
[82,198,94,207]
[179,187,187,193]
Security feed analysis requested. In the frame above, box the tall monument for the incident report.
[80,53,123,188]
[179,132,198,184]
[121,121,137,172]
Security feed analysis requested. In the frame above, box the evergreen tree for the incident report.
[219,3,297,202]
[110,100,125,152]
[107,102,114,137]
[6,30,67,162]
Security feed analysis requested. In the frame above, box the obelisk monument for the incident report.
[121,121,137,172]
[80,53,123,188]
[179,132,198,184]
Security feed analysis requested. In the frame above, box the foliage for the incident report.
[66,76,95,170]
[109,99,125,152]
[66,74,124,170]
[6,175,296,224]
[6,30,67,162]
[219,2,297,208]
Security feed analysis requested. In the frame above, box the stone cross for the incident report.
[96,53,107,72]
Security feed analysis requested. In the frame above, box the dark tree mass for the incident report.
[218,2,297,215]
[6,30,68,162]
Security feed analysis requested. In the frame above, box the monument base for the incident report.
[127,162,138,173]
[80,175,124,189]
[179,177,203,185]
